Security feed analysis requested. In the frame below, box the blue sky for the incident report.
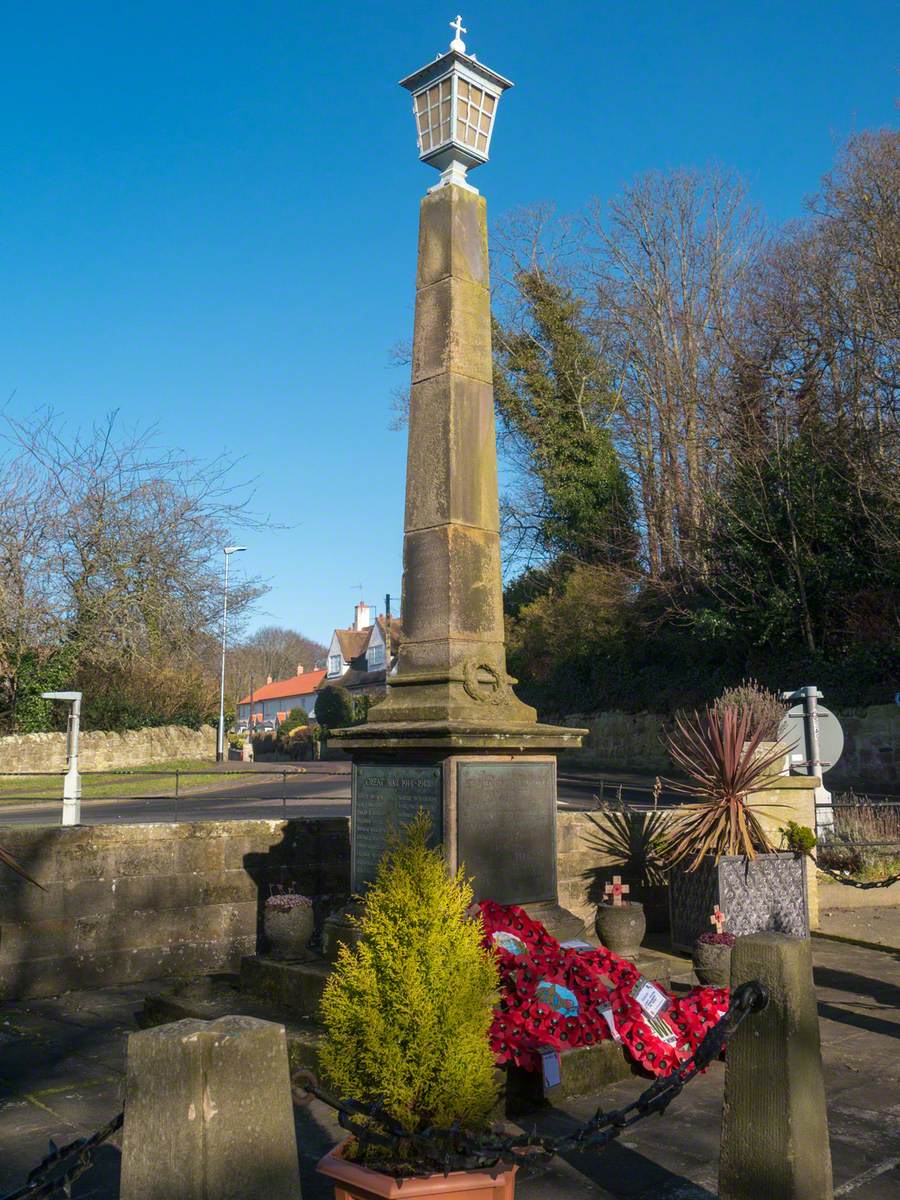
[2,2,897,647]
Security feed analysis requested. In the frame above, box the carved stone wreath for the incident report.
[462,659,508,705]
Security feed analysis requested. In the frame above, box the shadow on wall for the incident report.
[243,819,351,956]
[580,809,671,933]
[0,827,63,1001]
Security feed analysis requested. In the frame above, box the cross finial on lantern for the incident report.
[710,906,726,934]
[604,874,630,907]
[449,15,467,52]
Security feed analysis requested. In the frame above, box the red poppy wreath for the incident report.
[479,900,729,1077]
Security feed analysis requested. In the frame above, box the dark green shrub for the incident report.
[315,685,355,730]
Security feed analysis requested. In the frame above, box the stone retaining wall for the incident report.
[0,771,821,999]
[558,703,900,791]
[556,775,822,930]
[0,724,216,774]
[0,819,350,1000]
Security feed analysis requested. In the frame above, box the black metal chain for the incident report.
[292,980,769,1177]
[816,861,900,888]
[0,1111,123,1200]
[1,982,768,1196]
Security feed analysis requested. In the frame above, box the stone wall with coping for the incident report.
[556,775,822,931]
[827,703,899,791]
[557,712,671,772]
[558,704,900,791]
[0,724,217,774]
[0,818,350,1000]
[0,772,821,1000]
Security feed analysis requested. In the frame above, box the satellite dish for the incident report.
[778,704,844,774]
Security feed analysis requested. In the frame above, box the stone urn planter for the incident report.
[318,1141,516,1200]
[692,932,735,986]
[594,901,646,958]
[322,902,363,962]
[264,894,315,959]
[669,852,808,952]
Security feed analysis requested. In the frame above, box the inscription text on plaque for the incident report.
[352,763,443,890]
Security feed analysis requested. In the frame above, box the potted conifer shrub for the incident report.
[663,706,808,950]
[316,814,514,1199]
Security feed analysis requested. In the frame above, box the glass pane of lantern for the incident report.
[456,118,466,140]
[441,98,451,120]
[470,86,483,108]
[440,79,450,100]
[484,94,496,115]
[441,119,451,141]
[477,133,487,152]
[421,130,432,151]
[458,79,469,100]
[415,92,428,115]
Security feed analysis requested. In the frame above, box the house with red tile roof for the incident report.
[322,601,403,700]
[236,665,326,727]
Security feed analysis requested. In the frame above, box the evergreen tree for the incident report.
[493,271,635,567]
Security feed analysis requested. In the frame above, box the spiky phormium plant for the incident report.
[661,706,787,872]
[319,813,499,1166]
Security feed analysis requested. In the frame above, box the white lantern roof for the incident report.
[400,18,513,191]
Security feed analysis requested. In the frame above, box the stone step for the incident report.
[239,954,330,1019]
[140,974,326,1076]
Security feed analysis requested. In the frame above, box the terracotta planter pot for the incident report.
[594,901,646,958]
[264,902,315,959]
[692,939,733,987]
[317,1142,516,1200]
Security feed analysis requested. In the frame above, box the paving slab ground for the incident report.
[817,901,900,951]
[0,929,897,1199]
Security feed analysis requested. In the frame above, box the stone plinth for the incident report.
[720,932,833,1200]
[120,1015,301,1200]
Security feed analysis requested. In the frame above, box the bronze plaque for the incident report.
[456,761,556,904]
[352,763,443,890]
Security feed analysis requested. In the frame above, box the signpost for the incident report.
[779,686,844,832]
[41,690,82,826]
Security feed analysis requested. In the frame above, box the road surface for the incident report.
[0,762,675,826]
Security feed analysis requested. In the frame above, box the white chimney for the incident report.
[354,601,372,631]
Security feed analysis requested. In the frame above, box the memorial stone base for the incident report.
[350,750,584,937]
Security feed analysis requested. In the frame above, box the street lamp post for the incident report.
[217,545,246,762]
[41,691,82,825]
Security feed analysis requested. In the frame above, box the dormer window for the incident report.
[369,644,385,669]
[328,654,342,677]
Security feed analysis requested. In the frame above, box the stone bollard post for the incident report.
[120,1015,302,1200]
[720,932,833,1200]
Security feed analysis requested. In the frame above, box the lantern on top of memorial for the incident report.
[399,16,513,191]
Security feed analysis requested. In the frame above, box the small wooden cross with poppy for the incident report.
[710,905,726,933]
[604,875,630,907]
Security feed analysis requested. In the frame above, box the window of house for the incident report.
[329,654,342,676]
[369,644,385,669]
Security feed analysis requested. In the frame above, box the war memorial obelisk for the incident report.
[333,20,585,929]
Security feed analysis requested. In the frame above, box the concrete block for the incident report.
[720,932,833,1200]
[114,840,177,878]
[416,184,489,288]
[411,276,493,385]
[240,955,331,1018]
[120,1015,301,1200]
[405,374,500,534]
[175,836,225,876]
